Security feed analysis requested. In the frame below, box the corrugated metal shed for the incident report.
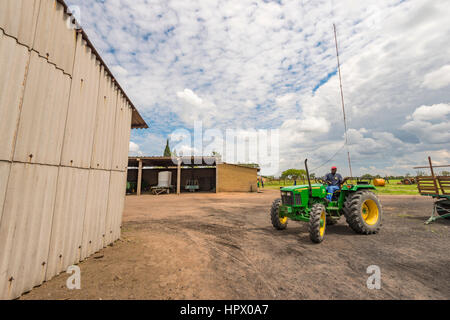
[0,163,58,299]
[0,0,41,48]
[33,0,77,75]
[0,0,149,299]
[46,167,89,280]
[13,51,71,165]
[60,33,101,169]
[91,66,118,170]
[0,0,148,129]
[0,30,30,161]
[106,171,127,243]
[81,170,110,259]
[112,93,133,171]
[0,162,10,223]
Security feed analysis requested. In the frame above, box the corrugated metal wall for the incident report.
[0,0,133,299]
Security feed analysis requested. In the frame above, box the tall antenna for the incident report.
[333,23,353,178]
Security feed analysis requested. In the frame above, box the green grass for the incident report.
[262,179,420,195]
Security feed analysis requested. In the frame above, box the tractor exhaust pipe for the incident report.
[305,159,312,196]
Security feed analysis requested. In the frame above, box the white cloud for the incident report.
[176,89,203,107]
[67,0,450,175]
[407,103,450,121]
[129,141,142,156]
[422,65,450,90]
[402,103,450,144]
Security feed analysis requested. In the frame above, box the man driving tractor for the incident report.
[324,166,348,201]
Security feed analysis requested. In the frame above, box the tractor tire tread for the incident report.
[343,190,382,235]
[271,198,287,230]
[309,203,325,243]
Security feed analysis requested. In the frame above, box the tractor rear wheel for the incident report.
[271,199,288,230]
[436,200,450,219]
[343,190,382,234]
[309,203,326,243]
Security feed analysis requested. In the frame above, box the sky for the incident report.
[66,0,450,176]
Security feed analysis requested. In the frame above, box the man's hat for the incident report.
[331,166,337,170]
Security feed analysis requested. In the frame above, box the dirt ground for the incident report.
[21,190,449,300]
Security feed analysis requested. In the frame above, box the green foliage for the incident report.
[211,150,222,161]
[163,139,171,157]
[281,169,307,180]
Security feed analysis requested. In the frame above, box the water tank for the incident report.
[158,171,172,187]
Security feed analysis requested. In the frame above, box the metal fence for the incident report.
[0,0,139,299]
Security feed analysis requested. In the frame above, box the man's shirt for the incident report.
[324,173,343,186]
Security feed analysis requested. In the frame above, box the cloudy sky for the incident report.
[66,0,450,176]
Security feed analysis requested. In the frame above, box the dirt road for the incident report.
[21,191,450,300]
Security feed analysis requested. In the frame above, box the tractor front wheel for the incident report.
[343,190,382,234]
[271,198,288,230]
[309,203,326,243]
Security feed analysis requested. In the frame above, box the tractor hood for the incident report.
[281,184,323,192]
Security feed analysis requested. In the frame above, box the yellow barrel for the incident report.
[373,179,386,187]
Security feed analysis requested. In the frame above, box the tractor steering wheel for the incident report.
[316,178,326,185]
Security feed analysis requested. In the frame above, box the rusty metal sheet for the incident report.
[105,171,126,245]
[13,51,71,165]
[33,0,76,75]
[112,95,133,171]
[0,163,58,300]
[90,66,118,170]
[0,0,41,49]
[0,31,30,161]
[46,167,89,281]
[61,33,101,169]
[80,170,110,260]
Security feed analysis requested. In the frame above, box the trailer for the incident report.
[414,157,450,224]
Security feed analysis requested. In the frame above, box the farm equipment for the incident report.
[270,159,383,243]
[151,171,174,195]
[185,179,200,192]
[414,157,450,224]
[399,178,415,185]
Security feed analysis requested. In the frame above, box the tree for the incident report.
[442,171,450,176]
[211,151,222,161]
[281,169,307,182]
[163,139,171,157]
[416,170,426,177]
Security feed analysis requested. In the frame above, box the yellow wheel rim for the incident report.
[279,216,288,224]
[319,210,326,237]
[361,200,379,225]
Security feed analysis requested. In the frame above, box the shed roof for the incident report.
[57,0,148,129]
[128,156,218,167]
[128,156,261,171]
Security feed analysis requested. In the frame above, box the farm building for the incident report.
[127,157,259,195]
[0,0,148,299]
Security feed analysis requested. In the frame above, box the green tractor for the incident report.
[271,159,382,243]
